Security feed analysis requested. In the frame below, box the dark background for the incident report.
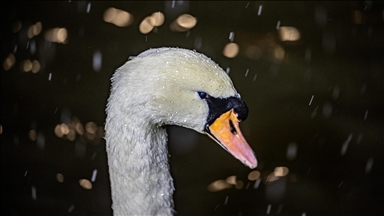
[1,1,384,215]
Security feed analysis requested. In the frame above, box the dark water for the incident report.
[1,1,383,215]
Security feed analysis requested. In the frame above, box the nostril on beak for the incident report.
[229,119,237,135]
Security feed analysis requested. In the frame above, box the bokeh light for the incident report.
[274,166,289,177]
[278,26,300,41]
[248,170,261,181]
[149,11,165,27]
[28,130,37,141]
[56,173,64,183]
[44,28,68,44]
[85,122,97,134]
[27,22,42,38]
[226,175,236,185]
[20,59,33,72]
[54,116,102,144]
[3,53,16,71]
[79,179,92,190]
[139,11,165,34]
[207,179,231,192]
[273,45,285,61]
[103,7,133,27]
[266,172,279,183]
[235,180,244,189]
[177,14,197,29]
[223,42,239,58]
[31,60,40,73]
[2,2,383,215]
[170,14,197,32]
[139,16,154,34]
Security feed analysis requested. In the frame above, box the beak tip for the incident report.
[247,158,258,169]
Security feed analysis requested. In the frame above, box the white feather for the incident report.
[105,47,238,215]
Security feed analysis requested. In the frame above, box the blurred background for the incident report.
[1,1,383,215]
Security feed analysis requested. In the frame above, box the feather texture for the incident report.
[105,47,239,215]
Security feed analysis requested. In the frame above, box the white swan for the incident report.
[105,47,257,215]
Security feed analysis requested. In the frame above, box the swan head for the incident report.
[109,47,257,168]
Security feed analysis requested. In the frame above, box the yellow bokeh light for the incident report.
[79,179,92,190]
[28,130,37,141]
[103,7,132,27]
[278,26,300,41]
[85,122,97,134]
[57,28,67,43]
[274,46,285,61]
[223,42,239,58]
[21,59,32,72]
[150,11,165,27]
[55,124,64,138]
[56,173,64,183]
[139,11,166,34]
[75,122,84,135]
[114,11,131,27]
[170,14,197,32]
[207,180,231,192]
[28,22,42,38]
[235,180,244,189]
[226,175,237,185]
[44,28,68,43]
[265,172,279,183]
[31,60,40,73]
[248,170,260,181]
[139,16,154,34]
[67,129,76,141]
[103,7,117,23]
[176,14,197,29]
[3,53,16,71]
[60,123,69,135]
[28,27,34,38]
[274,166,289,177]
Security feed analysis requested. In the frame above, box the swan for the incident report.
[105,47,257,215]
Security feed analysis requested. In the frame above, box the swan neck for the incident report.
[105,117,174,215]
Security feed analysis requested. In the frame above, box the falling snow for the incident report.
[276,20,281,30]
[229,31,235,42]
[245,68,249,77]
[365,157,374,174]
[91,169,98,182]
[258,5,263,16]
[86,2,91,13]
[93,50,102,72]
[266,204,271,214]
[286,142,298,160]
[31,186,37,200]
[1,1,383,215]
[341,133,353,156]
[309,95,314,105]
[68,205,75,213]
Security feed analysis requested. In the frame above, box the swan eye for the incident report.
[198,91,209,99]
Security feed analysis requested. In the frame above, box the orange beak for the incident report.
[205,109,257,169]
